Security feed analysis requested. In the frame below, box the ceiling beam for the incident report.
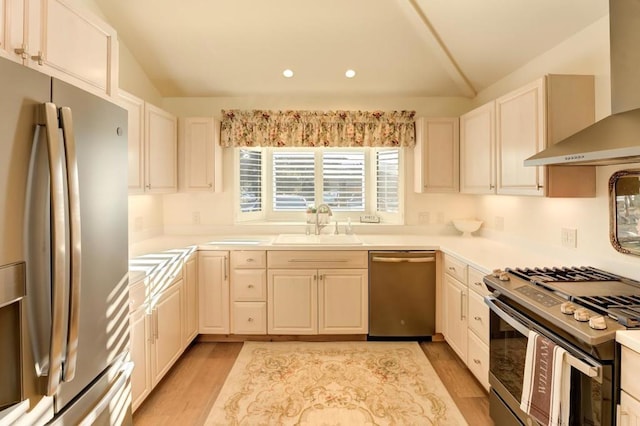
[396,0,477,98]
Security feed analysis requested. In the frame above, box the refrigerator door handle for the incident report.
[37,102,68,396]
[59,106,81,382]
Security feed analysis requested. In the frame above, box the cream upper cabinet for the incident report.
[460,102,496,194]
[120,92,178,194]
[180,117,223,192]
[496,75,595,197]
[198,251,229,334]
[16,0,117,98]
[119,91,145,192]
[0,0,24,64]
[414,117,460,193]
[145,103,178,193]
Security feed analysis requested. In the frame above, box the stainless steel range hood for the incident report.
[525,0,640,166]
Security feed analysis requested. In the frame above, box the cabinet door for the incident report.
[496,78,545,196]
[0,0,25,63]
[414,117,459,193]
[460,102,496,194]
[183,252,198,345]
[151,280,183,387]
[267,269,317,335]
[619,391,640,426]
[198,251,229,334]
[119,90,145,193]
[129,308,150,412]
[442,274,468,361]
[145,103,177,193]
[318,269,368,334]
[181,117,223,192]
[26,0,118,97]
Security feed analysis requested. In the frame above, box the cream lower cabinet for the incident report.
[267,251,368,335]
[231,251,267,334]
[198,251,230,334]
[128,279,150,412]
[442,253,491,391]
[618,344,640,424]
[150,278,183,387]
[182,252,198,345]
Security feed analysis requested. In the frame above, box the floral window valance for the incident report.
[219,109,416,148]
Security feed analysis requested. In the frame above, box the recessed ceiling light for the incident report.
[283,69,294,78]
[345,69,356,78]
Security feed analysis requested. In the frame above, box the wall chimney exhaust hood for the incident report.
[525,0,640,167]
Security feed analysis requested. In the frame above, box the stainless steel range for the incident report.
[483,266,640,426]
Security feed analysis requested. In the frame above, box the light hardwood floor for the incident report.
[133,341,493,425]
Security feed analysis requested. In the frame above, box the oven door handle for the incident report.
[485,295,603,383]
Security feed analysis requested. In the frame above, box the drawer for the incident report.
[128,279,147,313]
[468,267,491,296]
[268,250,367,269]
[231,250,267,269]
[444,254,467,283]
[231,269,266,301]
[467,331,490,391]
[622,346,640,398]
[468,290,489,344]
[232,302,266,334]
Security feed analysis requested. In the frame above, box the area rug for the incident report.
[205,341,468,425]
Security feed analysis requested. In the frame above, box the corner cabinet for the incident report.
[496,75,596,197]
[120,90,178,194]
[3,0,118,98]
[414,117,460,193]
[266,251,368,335]
[460,102,496,194]
[180,117,223,192]
[182,252,198,345]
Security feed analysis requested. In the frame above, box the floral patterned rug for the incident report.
[205,341,468,425]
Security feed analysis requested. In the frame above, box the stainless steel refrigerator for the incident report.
[0,56,132,425]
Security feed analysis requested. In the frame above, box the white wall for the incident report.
[472,16,640,279]
[160,96,477,234]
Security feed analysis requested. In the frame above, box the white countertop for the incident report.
[617,330,640,353]
[128,233,566,279]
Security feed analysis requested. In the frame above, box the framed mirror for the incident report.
[610,169,640,255]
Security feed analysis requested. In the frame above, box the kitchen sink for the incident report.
[273,234,363,245]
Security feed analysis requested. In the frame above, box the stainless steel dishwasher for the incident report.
[368,251,436,339]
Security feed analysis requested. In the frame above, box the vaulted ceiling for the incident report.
[95,0,608,98]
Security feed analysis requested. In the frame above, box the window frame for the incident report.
[235,147,404,224]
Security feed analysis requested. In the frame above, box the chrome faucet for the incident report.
[315,204,333,235]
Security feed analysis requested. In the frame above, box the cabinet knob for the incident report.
[247,317,254,322]
[246,258,255,262]
[473,359,481,365]
[474,316,482,321]
[474,282,482,287]
[248,284,254,288]
[31,51,44,65]
[448,266,456,271]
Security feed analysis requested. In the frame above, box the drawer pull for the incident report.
[248,284,254,289]
[246,258,255,262]
[448,266,456,271]
[473,359,481,365]
[474,282,482,287]
[474,316,482,321]
[247,317,254,322]
[289,259,348,263]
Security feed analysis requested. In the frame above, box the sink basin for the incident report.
[273,234,363,245]
[205,238,266,245]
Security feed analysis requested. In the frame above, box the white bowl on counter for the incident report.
[452,219,483,237]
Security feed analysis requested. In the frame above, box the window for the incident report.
[236,147,403,223]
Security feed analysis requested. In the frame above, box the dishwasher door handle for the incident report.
[371,256,435,263]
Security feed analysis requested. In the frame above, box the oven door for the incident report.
[485,295,612,426]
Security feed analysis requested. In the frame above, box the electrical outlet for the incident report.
[134,217,143,231]
[192,211,201,225]
[495,216,504,231]
[561,228,577,248]
[418,212,430,224]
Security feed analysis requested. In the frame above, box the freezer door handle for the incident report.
[59,106,81,382]
[76,362,134,426]
[37,102,67,396]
